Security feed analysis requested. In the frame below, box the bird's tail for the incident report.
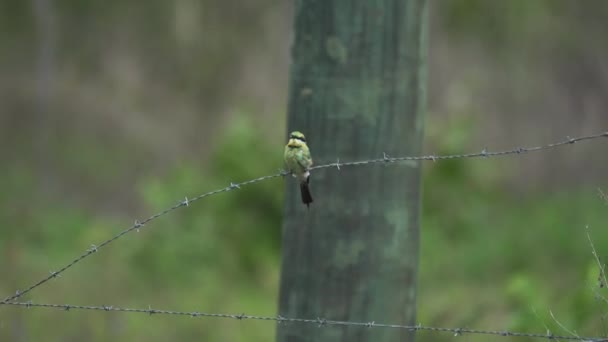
[300,177,313,207]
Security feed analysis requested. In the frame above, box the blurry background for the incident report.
[1,0,608,341]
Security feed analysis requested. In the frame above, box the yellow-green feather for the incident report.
[284,143,312,179]
[284,132,313,181]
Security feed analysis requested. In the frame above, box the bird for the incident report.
[284,131,314,207]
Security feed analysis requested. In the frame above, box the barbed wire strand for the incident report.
[1,301,606,341]
[2,131,607,305]
[313,131,608,170]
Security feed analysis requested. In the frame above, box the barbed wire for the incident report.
[2,131,607,305]
[314,131,608,170]
[1,301,606,341]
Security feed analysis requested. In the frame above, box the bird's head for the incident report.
[287,131,307,148]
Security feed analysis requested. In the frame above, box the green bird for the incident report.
[284,131,314,207]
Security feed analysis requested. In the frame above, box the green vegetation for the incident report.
[2,0,608,341]
[419,122,608,341]
[1,116,607,341]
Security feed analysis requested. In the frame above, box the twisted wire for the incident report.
[1,301,605,341]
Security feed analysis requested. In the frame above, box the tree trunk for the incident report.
[277,1,428,342]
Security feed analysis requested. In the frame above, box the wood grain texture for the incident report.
[278,1,428,341]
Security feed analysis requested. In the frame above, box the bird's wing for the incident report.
[297,150,313,170]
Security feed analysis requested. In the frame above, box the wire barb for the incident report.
[316,317,327,327]
[383,152,391,163]
[134,220,143,233]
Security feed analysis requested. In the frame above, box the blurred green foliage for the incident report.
[1,116,285,341]
[2,0,608,341]
[2,115,608,341]
[418,116,608,341]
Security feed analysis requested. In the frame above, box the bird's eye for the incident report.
[290,134,306,142]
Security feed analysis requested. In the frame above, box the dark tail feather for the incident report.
[300,181,313,208]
